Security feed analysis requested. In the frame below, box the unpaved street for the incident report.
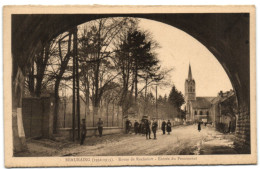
[61,125,237,156]
[16,125,237,157]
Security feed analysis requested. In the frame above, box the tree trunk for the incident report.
[85,72,90,114]
[112,101,115,126]
[53,32,72,134]
[134,60,138,102]
[93,106,99,126]
[106,101,109,127]
[28,64,35,96]
[144,77,148,115]
[53,77,61,134]
[35,43,50,97]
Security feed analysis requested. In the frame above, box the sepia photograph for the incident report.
[3,5,256,167]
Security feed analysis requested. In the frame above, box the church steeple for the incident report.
[185,63,196,101]
[188,63,192,80]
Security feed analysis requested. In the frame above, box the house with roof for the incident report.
[210,90,237,131]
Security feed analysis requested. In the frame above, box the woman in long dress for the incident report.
[198,122,201,132]
[166,120,172,135]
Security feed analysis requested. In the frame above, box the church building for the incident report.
[185,64,215,123]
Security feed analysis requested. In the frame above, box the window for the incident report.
[206,111,209,116]
[200,111,203,115]
[194,111,197,115]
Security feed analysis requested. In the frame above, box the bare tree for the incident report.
[50,30,74,133]
[78,17,137,120]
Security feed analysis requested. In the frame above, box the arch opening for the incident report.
[11,14,250,154]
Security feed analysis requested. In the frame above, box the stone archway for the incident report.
[11,13,250,153]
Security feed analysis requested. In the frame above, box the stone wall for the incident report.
[22,94,54,139]
[234,108,250,154]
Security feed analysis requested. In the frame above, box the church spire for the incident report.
[188,63,192,80]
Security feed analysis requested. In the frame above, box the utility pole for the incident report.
[63,81,66,128]
[156,84,158,119]
[72,28,76,142]
[75,27,80,141]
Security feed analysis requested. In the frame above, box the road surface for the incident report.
[16,125,237,157]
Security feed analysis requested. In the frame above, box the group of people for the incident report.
[80,118,174,145]
[125,119,173,140]
[80,118,104,145]
[161,120,172,135]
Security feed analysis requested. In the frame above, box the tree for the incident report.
[25,40,56,97]
[180,109,186,120]
[163,94,168,103]
[78,17,137,119]
[168,85,185,111]
[115,29,164,115]
[157,95,164,104]
[49,29,74,133]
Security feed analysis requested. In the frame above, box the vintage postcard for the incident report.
[3,5,256,167]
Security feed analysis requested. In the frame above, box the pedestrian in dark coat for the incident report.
[97,118,103,137]
[138,120,143,134]
[145,120,151,139]
[198,122,201,132]
[140,121,145,135]
[134,120,139,134]
[166,120,172,135]
[161,120,166,135]
[228,121,232,133]
[152,120,158,139]
[80,119,87,145]
[125,119,130,134]
[129,121,132,134]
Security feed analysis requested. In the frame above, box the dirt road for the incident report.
[59,125,237,156]
[16,125,237,157]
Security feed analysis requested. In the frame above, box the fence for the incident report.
[57,99,123,129]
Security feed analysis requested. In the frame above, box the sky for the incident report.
[138,18,233,97]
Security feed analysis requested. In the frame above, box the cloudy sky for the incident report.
[138,18,233,97]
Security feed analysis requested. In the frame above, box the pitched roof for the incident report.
[211,96,222,104]
[191,97,215,109]
[211,90,235,104]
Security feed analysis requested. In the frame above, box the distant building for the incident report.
[184,64,237,132]
[184,64,215,123]
[210,90,237,132]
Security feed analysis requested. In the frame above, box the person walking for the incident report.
[97,118,103,137]
[152,119,158,139]
[140,120,145,135]
[134,120,139,134]
[161,120,166,135]
[129,121,132,134]
[138,120,143,134]
[228,121,232,133]
[145,119,151,139]
[198,121,201,132]
[125,119,130,134]
[166,120,172,135]
[80,119,87,145]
